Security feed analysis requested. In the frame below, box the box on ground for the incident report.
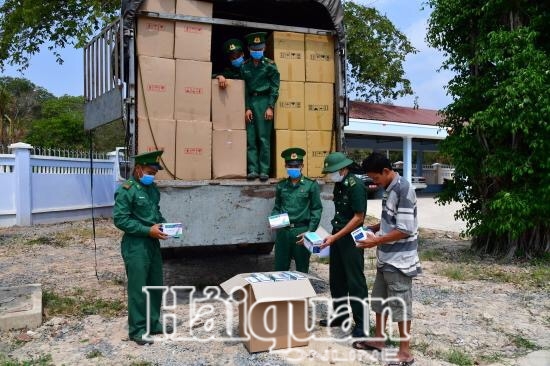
[220,271,317,353]
[175,60,212,121]
[174,21,211,61]
[176,0,213,16]
[275,81,304,130]
[140,0,175,13]
[267,32,305,82]
[175,120,212,180]
[137,56,175,120]
[212,130,246,178]
[305,34,335,83]
[137,118,176,180]
[306,130,334,178]
[305,82,334,131]
[136,17,175,58]
[274,130,307,179]
[211,79,246,130]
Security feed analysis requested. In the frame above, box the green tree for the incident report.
[344,1,416,102]
[427,1,550,257]
[26,95,88,149]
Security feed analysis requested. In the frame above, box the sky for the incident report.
[1,0,453,110]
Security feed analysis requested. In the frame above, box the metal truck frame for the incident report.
[84,0,348,250]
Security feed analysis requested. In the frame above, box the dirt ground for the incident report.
[0,219,549,366]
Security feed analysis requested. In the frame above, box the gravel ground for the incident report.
[1,219,549,366]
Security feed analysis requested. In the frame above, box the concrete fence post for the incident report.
[9,142,33,226]
[433,163,442,184]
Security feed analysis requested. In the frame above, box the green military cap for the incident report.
[245,32,267,50]
[281,147,306,166]
[133,150,164,170]
[322,152,353,173]
[223,38,243,55]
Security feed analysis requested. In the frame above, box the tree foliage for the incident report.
[343,1,416,102]
[0,0,118,71]
[427,0,550,257]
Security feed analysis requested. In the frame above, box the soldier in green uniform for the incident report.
[271,148,323,273]
[213,38,245,88]
[113,150,171,345]
[242,31,280,181]
[319,152,369,338]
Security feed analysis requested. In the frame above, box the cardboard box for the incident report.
[220,272,317,353]
[303,226,330,258]
[267,32,305,82]
[176,0,213,16]
[212,130,246,178]
[351,227,375,246]
[268,213,290,229]
[275,81,304,130]
[211,79,246,130]
[137,56,175,120]
[139,0,176,13]
[274,130,307,179]
[305,34,335,83]
[306,130,334,178]
[305,82,334,131]
[175,60,212,121]
[137,118,177,180]
[174,21,211,61]
[136,17,174,58]
[160,223,183,238]
[175,120,212,180]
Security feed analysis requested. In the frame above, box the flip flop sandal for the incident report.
[385,359,415,366]
[351,340,383,351]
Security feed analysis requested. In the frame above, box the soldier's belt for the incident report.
[250,90,270,96]
[288,221,309,228]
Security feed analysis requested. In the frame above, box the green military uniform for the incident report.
[242,32,280,178]
[323,152,369,331]
[113,151,166,342]
[271,148,322,273]
[213,38,244,79]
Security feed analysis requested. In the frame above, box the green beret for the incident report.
[223,38,243,55]
[245,32,267,49]
[133,150,164,170]
[281,147,306,164]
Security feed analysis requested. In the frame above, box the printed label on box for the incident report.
[161,223,183,238]
[351,227,374,245]
[268,213,290,229]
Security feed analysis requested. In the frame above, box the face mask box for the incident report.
[304,226,330,257]
[268,213,290,229]
[351,227,375,246]
[160,223,183,238]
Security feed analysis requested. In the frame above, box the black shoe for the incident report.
[150,324,174,335]
[351,325,367,338]
[247,172,259,180]
[259,174,269,182]
[319,318,346,327]
[132,337,154,346]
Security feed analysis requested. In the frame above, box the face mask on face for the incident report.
[250,50,264,60]
[286,168,301,179]
[231,56,244,68]
[139,174,155,186]
[329,171,344,183]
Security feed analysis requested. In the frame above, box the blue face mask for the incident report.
[231,56,244,68]
[286,168,301,179]
[250,50,264,60]
[139,174,155,186]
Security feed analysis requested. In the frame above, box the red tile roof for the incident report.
[349,101,443,126]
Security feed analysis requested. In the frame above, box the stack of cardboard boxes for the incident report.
[268,32,336,178]
[136,0,334,180]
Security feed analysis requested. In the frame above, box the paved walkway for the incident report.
[366,194,467,233]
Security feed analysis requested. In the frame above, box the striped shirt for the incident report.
[377,173,422,277]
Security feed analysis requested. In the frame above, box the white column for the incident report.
[10,142,33,226]
[402,136,412,183]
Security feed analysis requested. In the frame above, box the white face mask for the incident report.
[329,171,344,183]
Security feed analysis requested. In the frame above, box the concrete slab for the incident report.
[0,284,42,331]
[516,350,550,366]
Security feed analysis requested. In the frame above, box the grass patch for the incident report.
[130,363,153,366]
[440,264,468,281]
[419,248,446,261]
[445,349,473,365]
[0,353,54,366]
[509,333,538,350]
[85,350,102,359]
[42,289,125,319]
[479,353,502,363]
[412,340,430,354]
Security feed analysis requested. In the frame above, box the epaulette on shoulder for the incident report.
[263,57,274,64]
[302,176,314,182]
[122,181,132,190]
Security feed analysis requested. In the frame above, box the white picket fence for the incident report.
[0,142,119,227]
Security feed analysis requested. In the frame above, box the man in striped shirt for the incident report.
[352,152,420,366]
